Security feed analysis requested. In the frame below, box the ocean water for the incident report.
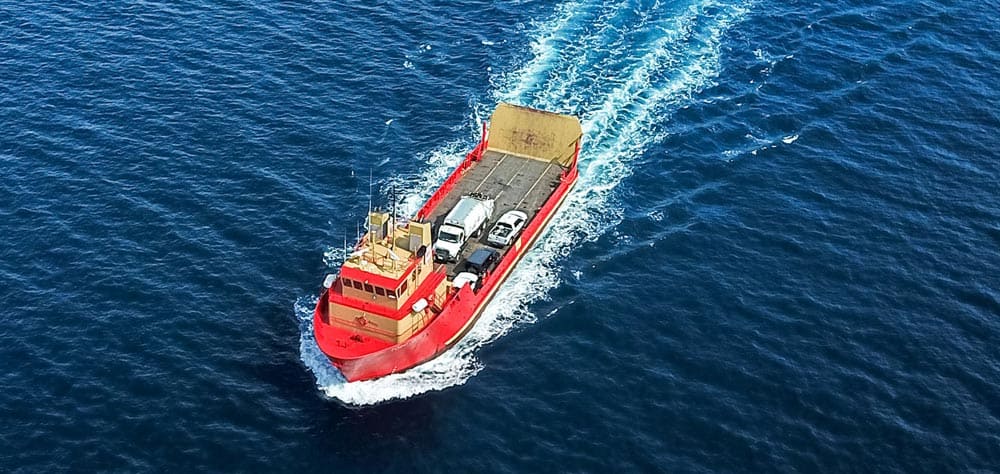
[2,0,999,471]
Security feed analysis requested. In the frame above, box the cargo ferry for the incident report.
[313,104,582,382]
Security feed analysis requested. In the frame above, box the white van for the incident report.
[433,194,494,262]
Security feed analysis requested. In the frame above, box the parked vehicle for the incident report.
[486,210,528,247]
[433,193,494,262]
[452,272,479,291]
[464,247,500,275]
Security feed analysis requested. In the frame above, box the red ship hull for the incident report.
[312,104,581,382]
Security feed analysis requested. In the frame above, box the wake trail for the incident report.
[298,0,750,406]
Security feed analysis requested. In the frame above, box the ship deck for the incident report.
[426,150,565,278]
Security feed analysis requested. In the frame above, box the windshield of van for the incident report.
[439,230,461,243]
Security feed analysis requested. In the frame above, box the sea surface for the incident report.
[2,0,999,472]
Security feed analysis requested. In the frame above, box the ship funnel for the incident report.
[369,211,391,241]
[408,221,432,253]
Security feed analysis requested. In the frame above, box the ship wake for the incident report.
[297,0,750,405]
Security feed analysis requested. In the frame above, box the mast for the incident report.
[367,168,373,264]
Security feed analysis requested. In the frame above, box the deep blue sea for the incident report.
[3,0,999,471]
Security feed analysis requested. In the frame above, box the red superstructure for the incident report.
[313,104,582,382]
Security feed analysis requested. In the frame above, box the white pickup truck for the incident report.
[433,193,495,262]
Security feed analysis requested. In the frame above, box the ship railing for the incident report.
[560,138,582,181]
[415,122,488,221]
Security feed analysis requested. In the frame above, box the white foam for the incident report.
[299,0,751,405]
[322,245,347,268]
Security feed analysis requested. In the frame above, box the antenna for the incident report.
[390,182,399,269]
[367,168,373,262]
[392,182,398,228]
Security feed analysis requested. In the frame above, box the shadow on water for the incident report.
[306,393,446,472]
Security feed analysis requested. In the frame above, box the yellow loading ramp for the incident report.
[486,103,583,167]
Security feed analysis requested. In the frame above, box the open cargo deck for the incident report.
[426,150,565,278]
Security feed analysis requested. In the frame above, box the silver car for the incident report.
[486,210,528,247]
